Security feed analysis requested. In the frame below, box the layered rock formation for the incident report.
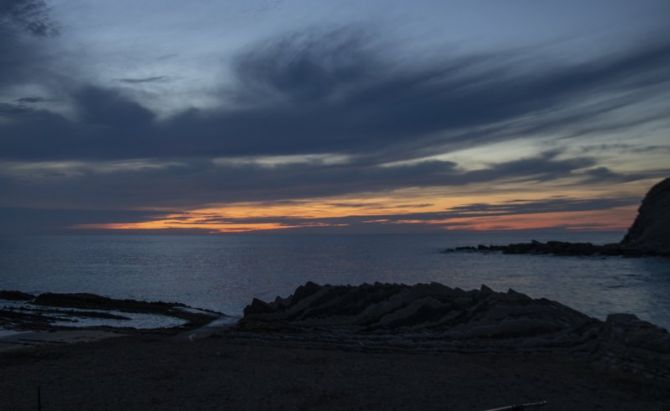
[240,282,670,381]
[445,177,670,257]
[242,282,596,340]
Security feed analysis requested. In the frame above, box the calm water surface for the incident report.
[0,232,669,329]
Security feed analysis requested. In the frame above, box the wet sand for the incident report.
[0,331,668,411]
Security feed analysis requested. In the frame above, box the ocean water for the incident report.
[0,232,669,329]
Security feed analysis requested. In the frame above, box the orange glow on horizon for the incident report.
[74,189,638,233]
[87,220,294,233]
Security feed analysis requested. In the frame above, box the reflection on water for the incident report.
[0,232,668,329]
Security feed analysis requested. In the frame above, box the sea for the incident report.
[1,231,669,330]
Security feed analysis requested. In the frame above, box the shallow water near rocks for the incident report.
[0,232,669,329]
[0,299,188,330]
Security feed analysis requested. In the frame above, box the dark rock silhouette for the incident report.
[621,177,670,254]
[445,177,670,257]
[241,282,670,381]
[241,282,597,338]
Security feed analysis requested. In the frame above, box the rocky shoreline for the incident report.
[445,177,670,258]
[1,282,669,410]
[4,281,668,384]
[444,240,669,257]
[241,282,670,383]
[0,291,221,333]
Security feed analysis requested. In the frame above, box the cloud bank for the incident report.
[0,3,668,233]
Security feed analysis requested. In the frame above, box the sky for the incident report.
[0,0,669,234]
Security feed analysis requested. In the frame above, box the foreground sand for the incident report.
[0,331,668,411]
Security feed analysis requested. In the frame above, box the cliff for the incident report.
[621,177,670,254]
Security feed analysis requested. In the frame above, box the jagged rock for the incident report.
[622,177,670,254]
[244,298,274,316]
[239,282,670,382]
[240,282,597,339]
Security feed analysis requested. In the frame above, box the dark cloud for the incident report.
[0,25,668,232]
[0,29,669,162]
[231,28,378,104]
[579,143,670,155]
[76,86,155,127]
[576,166,668,184]
[443,197,639,216]
[0,0,56,37]
[0,0,56,87]
[15,96,56,104]
[116,76,167,84]
[2,150,664,211]
[0,207,171,234]
[324,202,434,210]
[0,102,32,114]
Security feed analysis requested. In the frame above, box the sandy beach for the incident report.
[2,281,670,410]
[0,329,668,411]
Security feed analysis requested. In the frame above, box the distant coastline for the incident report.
[445,177,670,257]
